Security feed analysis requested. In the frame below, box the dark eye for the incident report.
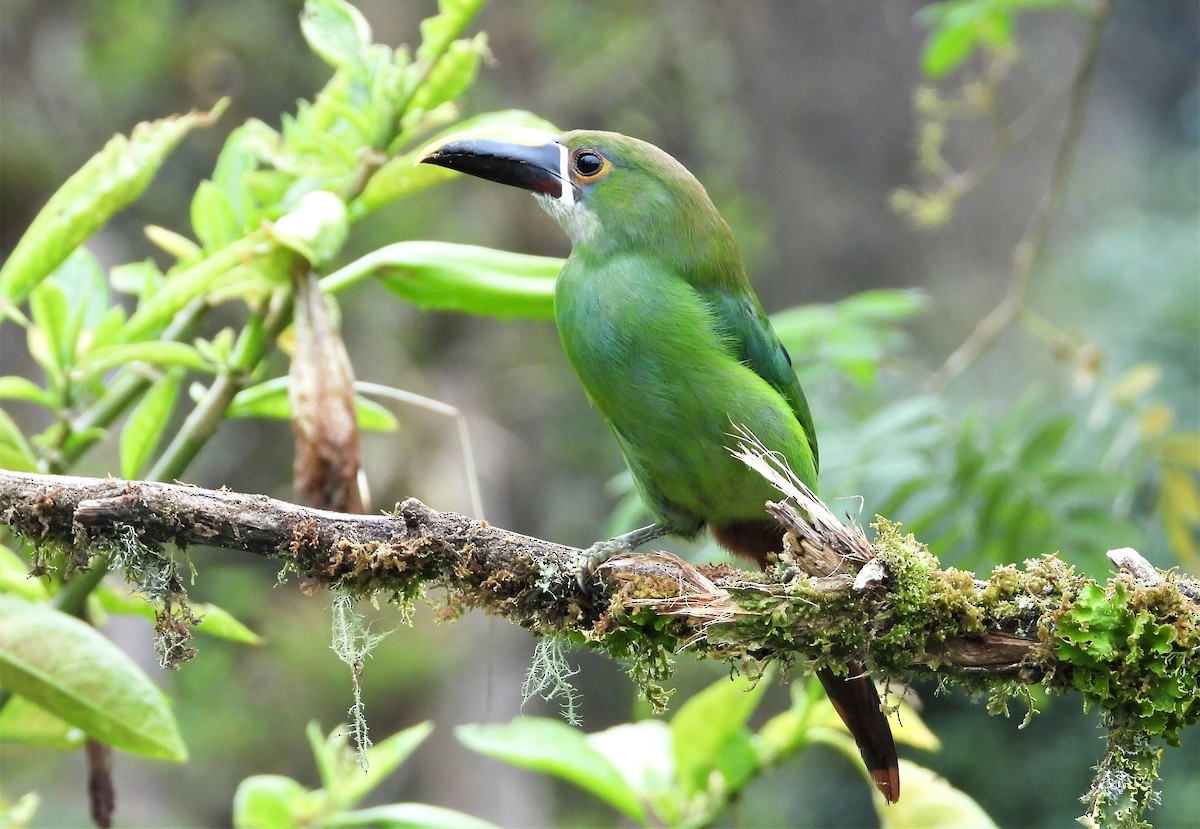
[574,150,604,177]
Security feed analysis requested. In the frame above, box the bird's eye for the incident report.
[572,149,607,180]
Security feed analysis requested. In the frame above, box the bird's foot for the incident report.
[574,523,671,589]
[575,538,633,589]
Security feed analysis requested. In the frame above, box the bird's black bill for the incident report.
[420,136,565,198]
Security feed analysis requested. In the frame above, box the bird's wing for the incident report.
[703,287,819,472]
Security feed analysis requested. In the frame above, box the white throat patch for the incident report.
[557,142,575,208]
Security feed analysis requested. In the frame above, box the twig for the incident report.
[927,1,1111,391]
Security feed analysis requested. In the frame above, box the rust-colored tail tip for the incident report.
[871,766,900,803]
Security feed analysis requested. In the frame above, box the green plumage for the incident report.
[550,131,817,538]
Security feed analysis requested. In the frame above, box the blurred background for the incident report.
[1,1,1197,827]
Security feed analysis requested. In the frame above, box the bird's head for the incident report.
[419,127,737,261]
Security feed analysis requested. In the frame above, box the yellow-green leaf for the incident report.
[0,409,38,472]
[321,241,560,319]
[358,110,558,215]
[93,587,261,645]
[877,759,999,828]
[0,694,86,751]
[76,342,214,379]
[457,719,644,822]
[0,105,225,304]
[301,0,372,70]
[0,543,48,601]
[119,369,184,479]
[0,595,187,761]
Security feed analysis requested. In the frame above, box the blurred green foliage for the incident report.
[0,0,1196,827]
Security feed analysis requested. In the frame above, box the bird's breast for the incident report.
[553,256,814,525]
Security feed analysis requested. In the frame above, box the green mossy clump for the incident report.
[1042,573,1198,828]
[1046,576,1198,745]
[594,604,681,713]
[871,520,985,671]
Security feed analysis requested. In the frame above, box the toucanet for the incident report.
[420,127,900,803]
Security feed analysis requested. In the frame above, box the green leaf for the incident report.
[145,226,203,264]
[918,1,1015,79]
[270,191,349,266]
[0,694,86,750]
[878,759,999,828]
[353,395,401,431]
[409,34,487,114]
[27,280,71,382]
[191,180,242,251]
[1016,417,1073,471]
[225,378,293,419]
[0,594,187,761]
[838,288,929,322]
[210,123,268,231]
[0,408,38,472]
[670,670,770,795]
[120,368,183,479]
[326,804,500,829]
[190,603,261,645]
[75,341,215,378]
[227,377,399,432]
[110,259,166,301]
[456,718,644,821]
[322,241,560,319]
[415,0,486,67]
[339,721,435,807]
[59,425,109,462]
[52,247,111,351]
[119,234,260,343]
[0,377,54,409]
[770,289,925,387]
[585,721,674,800]
[0,791,39,827]
[0,544,48,601]
[304,721,338,797]
[301,0,372,70]
[757,680,821,763]
[88,305,130,351]
[232,774,315,829]
[93,587,261,645]
[0,104,225,305]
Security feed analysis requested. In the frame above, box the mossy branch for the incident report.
[2,468,1197,827]
[1,467,1194,684]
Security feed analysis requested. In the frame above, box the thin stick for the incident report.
[927,2,1111,391]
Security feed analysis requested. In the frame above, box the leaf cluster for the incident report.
[0,0,556,801]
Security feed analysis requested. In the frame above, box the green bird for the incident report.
[420,127,900,803]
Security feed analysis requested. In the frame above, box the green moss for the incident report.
[870,520,988,671]
[595,605,678,712]
[1049,576,1198,745]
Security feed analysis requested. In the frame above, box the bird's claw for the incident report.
[575,538,632,589]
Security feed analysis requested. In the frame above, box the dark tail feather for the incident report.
[817,665,900,803]
[712,519,900,803]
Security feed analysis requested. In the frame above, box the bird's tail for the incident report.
[711,518,900,803]
[817,665,900,803]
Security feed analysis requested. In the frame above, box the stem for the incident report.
[52,557,111,617]
[926,1,1110,391]
[63,299,208,467]
[146,292,293,482]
